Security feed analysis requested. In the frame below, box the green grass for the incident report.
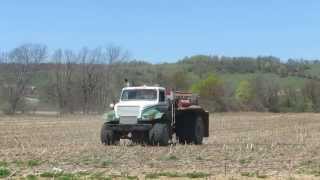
[286,177,297,180]
[145,171,210,179]
[306,64,320,76]
[80,156,100,166]
[166,155,178,160]
[241,172,256,177]
[27,172,114,180]
[0,161,8,167]
[34,171,209,180]
[0,167,10,178]
[11,159,42,168]
[241,171,268,178]
[100,159,113,167]
[296,160,320,176]
[159,155,179,161]
[40,172,57,178]
[145,173,159,179]
[27,159,41,167]
[185,171,210,178]
[157,172,181,177]
[280,76,306,88]
[220,73,306,90]
[257,174,268,178]
[239,157,253,164]
[55,173,76,180]
[26,174,38,180]
[76,171,91,176]
[125,175,139,180]
[40,172,82,180]
[12,160,25,167]
[88,172,112,180]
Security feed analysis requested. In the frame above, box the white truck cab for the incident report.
[114,86,167,124]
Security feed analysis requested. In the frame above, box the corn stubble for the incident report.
[0,113,319,179]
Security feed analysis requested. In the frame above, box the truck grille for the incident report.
[117,106,139,124]
[119,116,138,124]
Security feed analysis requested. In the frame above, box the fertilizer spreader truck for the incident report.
[101,85,209,146]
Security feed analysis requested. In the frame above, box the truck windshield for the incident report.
[121,89,157,101]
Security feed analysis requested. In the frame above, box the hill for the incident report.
[1,45,320,114]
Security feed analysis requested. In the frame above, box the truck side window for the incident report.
[159,90,165,102]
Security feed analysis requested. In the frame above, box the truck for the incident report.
[100,85,209,146]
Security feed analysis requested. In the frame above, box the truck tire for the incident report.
[192,116,204,144]
[178,123,193,144]
[149,123,170,146]
[178,116,204,145]
[100,123,118,145]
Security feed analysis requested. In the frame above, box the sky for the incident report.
[0,0,320,62]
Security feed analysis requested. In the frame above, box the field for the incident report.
[1,113,320,179]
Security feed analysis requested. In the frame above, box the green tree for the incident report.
[170,71,189,90]
[191,74,223,96]
[191,74,225,112]
[303,80,320,112]
[235,80,254,103]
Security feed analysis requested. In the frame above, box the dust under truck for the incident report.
[100,85,209,146]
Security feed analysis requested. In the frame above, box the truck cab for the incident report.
[114,86,168,124]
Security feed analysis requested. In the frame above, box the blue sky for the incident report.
[0,0,319,62]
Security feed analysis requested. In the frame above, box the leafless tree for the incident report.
[44,45,129,114]
[0,52,4,64]
[78,48,102,114]
[2,44,47,114]
[0,52,6,102]
[97,45,129,112]
[0,51,8,77]
[49,49,77,114]
[78,45,129,113]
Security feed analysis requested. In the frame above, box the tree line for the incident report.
[1,44,320,114]
[0,44,128,114]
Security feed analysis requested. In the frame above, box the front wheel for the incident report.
[149,123,170,146]
[100,123,119,145]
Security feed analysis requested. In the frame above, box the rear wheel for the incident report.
[178,115,204,145]
[100,123,119,145]
[193,116,204,144]
[149,123,170,146]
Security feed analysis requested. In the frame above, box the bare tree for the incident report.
[2,44,46,114]
[0,52,6,105]
[78,48,102,114]
[0,52,4,64]
[78,45,129,113]
[97,45,129,112]
[44,45,129,114]
[0,51,8,79]
[49,49,77,114]
[303,80,320,112]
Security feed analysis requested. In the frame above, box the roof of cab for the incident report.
[122,85,165,90]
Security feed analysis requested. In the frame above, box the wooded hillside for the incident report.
[1,44,320,114]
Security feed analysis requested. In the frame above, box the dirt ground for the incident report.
[1,112,320,179]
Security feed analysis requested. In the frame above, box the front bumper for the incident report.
[106,124,152,132]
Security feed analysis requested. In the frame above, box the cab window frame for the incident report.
[159,90,165,102]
